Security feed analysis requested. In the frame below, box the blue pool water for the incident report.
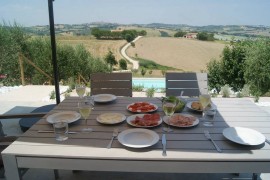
[132,78,165,89]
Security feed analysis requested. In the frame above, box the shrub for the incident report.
[221,85,231,98]
[241,84,250,97]
[141,68,146,76]
[119,59,127,70]
[146,87,155,97]
[49,90,56,99]
[130,42,135,47]
[132,84,144,91]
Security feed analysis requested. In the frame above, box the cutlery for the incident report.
[180,90,184,97]
[266,139,270,145]
[38,130,77,134]
[162,133,167,156]
[107,128,118,149]
[204,130,222,153]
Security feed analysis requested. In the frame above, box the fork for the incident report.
[204,130,222,153]
[107,128,118,149]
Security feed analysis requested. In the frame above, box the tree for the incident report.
[197,32,215,41]
[104,51,118,72]
[139,30,147,36]
[206,59,223,93]
[220,41,247,92]
[244,38,270,101]
[0,23,29,85]
[125,34,134,43]
[119,59,127,70]
[174,30,186,37]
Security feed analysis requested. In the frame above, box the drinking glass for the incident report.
[204,109,217,126]
[79,102,93,133]
[76,84,86,98]
[53,121,68,141]
[162,99,177,132]
[199,94,211,126]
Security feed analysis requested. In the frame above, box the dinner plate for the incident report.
[186,101,217,112]
[96,112,126,124]
[126,114,162,128]
[93,94,117,103]
[118,128,159,148]
[163,113,199,128]
[223,127,266,146]
[126,102,158,113]
[46,111,81,124]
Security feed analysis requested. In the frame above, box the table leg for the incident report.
[2,154,21,180]
[252,173,260,180]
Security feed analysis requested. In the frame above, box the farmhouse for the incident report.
[184,33,197,39]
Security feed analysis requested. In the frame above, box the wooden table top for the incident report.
[4,97,270,172]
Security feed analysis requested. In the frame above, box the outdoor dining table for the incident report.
[2,97,270,180]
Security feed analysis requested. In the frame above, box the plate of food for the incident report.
[126,113,162,128]
[118,128,159,148]
[46,111,81,124]
[163,113,199,127]
[186,101,216,112]
[93,94,117,103]
[127,102,158,113]
[96,112,126,124]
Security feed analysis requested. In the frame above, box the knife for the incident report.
[162,134,167,156]
[38,130,77,134]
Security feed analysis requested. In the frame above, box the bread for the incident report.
[191,101,203,110]
[191,101,211,111]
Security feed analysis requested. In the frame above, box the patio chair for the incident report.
[19,104,56,132]
[165,72,208,97]
[91,72,132,97]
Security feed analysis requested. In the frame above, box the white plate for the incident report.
[118,128,159,148]
[97,112,126,124]
[163,113,199,128]
[126,114,162,128]
[186,101,217,112]
[94,94,117,103]
[46,111,81,124]
[223,127,266,146]
[127,102,158,113]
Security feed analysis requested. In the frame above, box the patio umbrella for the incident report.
[48,0,60,104]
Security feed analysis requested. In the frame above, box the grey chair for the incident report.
[90,72,132,97]
[165,72,208,97]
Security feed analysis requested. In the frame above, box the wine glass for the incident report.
[162,99,177,132]
[76,84,86,106]
[78,102,93,133]
[199,94,211,126]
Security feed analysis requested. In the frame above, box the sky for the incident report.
[0,0,270,27]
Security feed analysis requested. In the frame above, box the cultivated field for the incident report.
[57,36,126,60]
[126,37,225,72]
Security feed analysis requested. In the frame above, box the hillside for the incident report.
[126,37,225,72]
[57,36,126,60]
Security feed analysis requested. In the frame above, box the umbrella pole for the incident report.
[48,0,60,104]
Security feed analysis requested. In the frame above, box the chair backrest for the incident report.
[91,72,132,97]
[165,72,208,97]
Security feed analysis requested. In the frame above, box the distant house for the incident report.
[184,33,198,39]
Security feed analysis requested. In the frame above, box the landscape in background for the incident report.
[24,22,269,73]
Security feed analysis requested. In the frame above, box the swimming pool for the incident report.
[132,78,165,89]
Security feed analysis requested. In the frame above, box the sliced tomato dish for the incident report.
[131,113,161,126]
[128,102,156,112]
